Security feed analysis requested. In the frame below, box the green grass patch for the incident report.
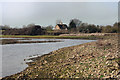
[100,75,104,78]
[0,35,105,40]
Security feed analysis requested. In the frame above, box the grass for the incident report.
[1,35,55,37]
[1,39,61,45]
[0,35,106,40]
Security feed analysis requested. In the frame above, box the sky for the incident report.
[0,0,119,2]
[0,1,118,28]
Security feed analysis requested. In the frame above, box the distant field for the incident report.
[0,35,109,40]
[1,39,61,45]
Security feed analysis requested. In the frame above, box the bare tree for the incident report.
[56,20,62,24]
[0,25,10,30]
[45,25,53,31]
[70,19,82,27]
[27,23,35,28]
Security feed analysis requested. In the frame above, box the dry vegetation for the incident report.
[1,39,61,45]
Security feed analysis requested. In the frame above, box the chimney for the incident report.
[60,22,63,24]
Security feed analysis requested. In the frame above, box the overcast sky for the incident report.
[0,2,118,27]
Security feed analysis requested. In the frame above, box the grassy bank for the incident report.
[0,35,108,40]
[2,35,120,79]
[1,39,61,45]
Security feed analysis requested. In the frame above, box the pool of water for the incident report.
[2,38,95,77]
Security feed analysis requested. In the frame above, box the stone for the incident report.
[43,60,47,64]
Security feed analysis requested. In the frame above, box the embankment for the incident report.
[1,39,61,45]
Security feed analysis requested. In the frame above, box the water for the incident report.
[2,38,95,77]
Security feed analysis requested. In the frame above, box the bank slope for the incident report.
[2,36,120,79]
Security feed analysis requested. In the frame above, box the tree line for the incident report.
[0,19,119,35]
[1,24,45,35]
[68,19,119,33]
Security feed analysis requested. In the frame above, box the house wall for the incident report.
[55,25,61,30]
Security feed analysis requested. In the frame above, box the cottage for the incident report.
[55,24,68,30]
